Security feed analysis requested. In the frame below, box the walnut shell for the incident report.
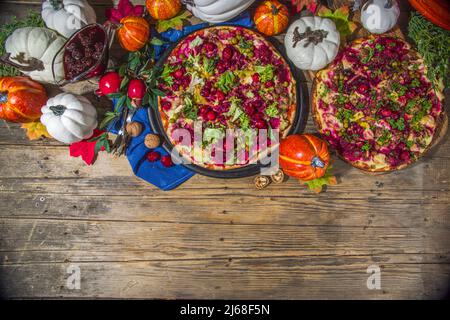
[254,176,271,190]
[271,169,285,184]
[125,122,142,137]
[144,134,161,149]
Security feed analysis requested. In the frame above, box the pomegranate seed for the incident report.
[216,91,225,101]
[162,101,171,111]
[174,70,183,78]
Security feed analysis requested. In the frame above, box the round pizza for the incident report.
[313,36,444,172]
[157,26,297,170]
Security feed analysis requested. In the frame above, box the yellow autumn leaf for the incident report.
[21,121,52,140]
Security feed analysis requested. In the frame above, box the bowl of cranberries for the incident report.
[57,23,110,83]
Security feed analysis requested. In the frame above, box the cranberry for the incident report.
[254,119,267,129]
[207,111,217,121]
[252,74,260,83]
[174,69,183,79]
[147,151,161,162]
[222,46,234,60]
[161,101,172,111]
[265,80,274,88]
[216,91,225,102]
[161,155,174,167]
[357,83,368,94]
[204,42,216,52]
[400,150,410,161]
[380,109,392,117]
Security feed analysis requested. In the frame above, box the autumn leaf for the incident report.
[21,121,52,140]
[318,6,358,39]
[290,0,319,13]
[155,10,191,33]
[301,166,338,193]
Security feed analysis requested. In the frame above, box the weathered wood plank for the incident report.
[1,218,449,264]
[1,257,449,299]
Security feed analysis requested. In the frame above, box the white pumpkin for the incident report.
[4,27,65,83]
[183,0,255,23]
[361,0,400,34]
[40,93,98,144]
[284,17,340,71]
[42,0,97,38]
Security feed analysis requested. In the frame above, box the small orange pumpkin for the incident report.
[279,134,330,181]
[254,0,290,36]
[117,16,150,52]
[146,0,182,20]
[0,76,47,123]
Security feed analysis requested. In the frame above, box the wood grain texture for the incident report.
[0,0,449,299]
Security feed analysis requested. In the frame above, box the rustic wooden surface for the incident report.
[0,0,449,299]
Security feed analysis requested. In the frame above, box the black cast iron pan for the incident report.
[148,25,309,178]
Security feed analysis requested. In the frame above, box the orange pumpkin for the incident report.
[146,0,182,20]
[117,16,150,52]
[408,0,450,30]
[254,0,289,36]
[279,134,330,181]
[0,76,47,123]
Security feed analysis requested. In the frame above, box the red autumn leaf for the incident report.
[69,129,106,165]
[291,0,319,13]
[106,0,144,23]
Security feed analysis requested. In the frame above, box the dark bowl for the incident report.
[148,25,309,179]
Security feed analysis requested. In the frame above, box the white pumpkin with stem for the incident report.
[361,0,400,34]
[40,93,98,144]
[284,16,340,71]
[183,0,255,23]
[2,27,65,83]
[41,0,97,38]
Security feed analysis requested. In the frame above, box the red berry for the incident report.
[252,73,260,83]
[161,155,174,167]
[400,150,410,161]
[254,119,267,129]
[207,111,217,121]
[174,69,183,78]
[146,151,161,162]
[216,90,225,101]
[381,109,392,117]
[357,83,368,94]
[265,80,274,88]
[162,101,171,111]
[222,46,234,60]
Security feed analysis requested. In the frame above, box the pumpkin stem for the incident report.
[0,53,45,72]
[292,27,329,48]
[49,105,67,116]
[0,91,8,104]
[271,4,280,15]
[311,156,325,168]
[49,0,64,10]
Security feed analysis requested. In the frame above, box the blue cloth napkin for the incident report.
[108,12,254,190]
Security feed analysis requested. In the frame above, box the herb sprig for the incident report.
[408,12,450,89]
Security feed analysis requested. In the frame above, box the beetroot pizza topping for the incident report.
[314,36,443,171]
[158,27,297,169]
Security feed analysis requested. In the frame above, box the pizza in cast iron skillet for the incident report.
[313,36,444,172]
[157,26,297,170]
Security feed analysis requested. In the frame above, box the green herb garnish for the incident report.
[216,70,236,93]
[254,64,275,83]
[408,11,450,89]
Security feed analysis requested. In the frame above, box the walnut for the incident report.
[144,134,161,149]
[254,176,271,190]
[271,169,285,184]
[125,122,142,137]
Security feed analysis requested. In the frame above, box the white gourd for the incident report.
[40,93,98,144]
[183,0,255,23]
[361,0,400,34]
[4,27,65,84]
[42,0,97,38]
[284,17,340,71]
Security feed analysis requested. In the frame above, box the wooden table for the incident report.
[0,0,449,299]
